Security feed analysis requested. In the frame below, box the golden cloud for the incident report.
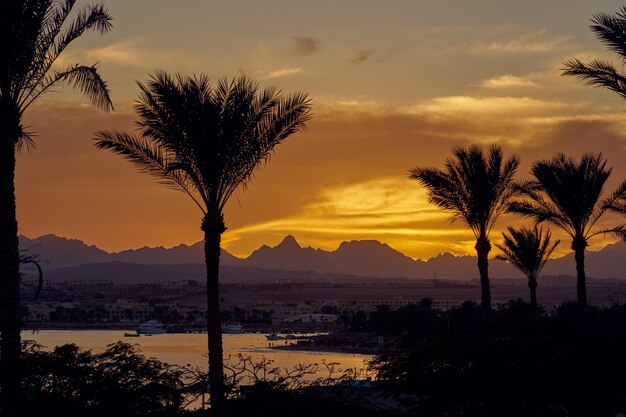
[481,75,539,89]
[467,29,570,56]
[87,39,144,66]
[403,96,578,116]
[260,67,303,80]
[17,98,626,260]
[224,177,472,258]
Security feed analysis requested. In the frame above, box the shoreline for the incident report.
[270,344,377,355]
[22,326,380,356]
[23,323,135,331]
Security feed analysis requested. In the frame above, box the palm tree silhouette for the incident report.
[508,153,626,305]
[563,7,626,100]
[561,6,626,240]
[409,145,520,313]
[495,226,559,308]
[0,1,112,412]
[94,72,311,411]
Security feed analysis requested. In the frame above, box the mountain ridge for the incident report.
[18,234,626,280]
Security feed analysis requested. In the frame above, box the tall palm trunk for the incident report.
[202,215,225,413]
[572,236,587,305]
[475,235,492,313]
[528,277,538,309]
[0,128,21,416]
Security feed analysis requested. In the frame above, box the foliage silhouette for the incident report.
[607,195,626,216]
[508,152,626,305]
[209,390,393,417]
[372,301,626,417]
[495,226,559,308]
[214,354,384,417]
[19,251,44,300]
[409,145,520,313]
[561,5,626,235]
[94,71,311,411]
[21,341,185,417]
[0,1,113,413]
[20,340,381,417]
[563,6,626,101]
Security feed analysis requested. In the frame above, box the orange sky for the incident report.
[14,0,626,259]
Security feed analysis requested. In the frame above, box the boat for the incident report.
[136,320,168,335]
[124,332,140,337]
[266,331,287,341]
[222,323,245,334]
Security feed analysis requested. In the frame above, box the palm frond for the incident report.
[55,2,112,53]
[57,64,113,110]
[94,130,205,212]
[4,0,113,116]
[23,64,112,112]
[588,224,626,241]
[590,8,626,61]
[562,58,626,100]
[603,179,626,215]
[507,200,574,237]
[95,72,312,220]
[409,145,520,239]
[513,179,541,194]
[495,226,560,281]
[211,77,311,209]
[510,152,623,247]
[15,128,38,154]
[563,6,626,98]
[409,167,467,226]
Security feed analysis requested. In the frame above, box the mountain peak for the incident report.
[338,239,384,248]
[276,235,301,249]
[336,239,398,254]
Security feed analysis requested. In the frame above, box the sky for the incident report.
[15,0,626,259]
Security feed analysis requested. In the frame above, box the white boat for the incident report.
[136,320,168,335]
[222,323,245,334]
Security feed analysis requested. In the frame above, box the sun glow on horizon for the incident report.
[11,0,626,263]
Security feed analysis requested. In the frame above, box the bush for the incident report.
[21,342,186,417]
[372,301,626,417]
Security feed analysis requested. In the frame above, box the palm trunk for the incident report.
[475,236,492,313]
[0,129,21,417]
[572,237,587,306]
[528,277,537,309]
[202,215,225,414]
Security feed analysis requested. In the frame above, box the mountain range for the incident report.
[18,234,626,283]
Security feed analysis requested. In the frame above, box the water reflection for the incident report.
[24,330,372,376]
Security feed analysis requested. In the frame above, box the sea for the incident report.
[23,330,373,377]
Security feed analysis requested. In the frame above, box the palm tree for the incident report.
[561,6,626,243]
[562,7,626,100]
[0,1,112,412]
[94,72,311,411]
[495,226,559,308]
[409,145,520,313]
[508,153,626,305]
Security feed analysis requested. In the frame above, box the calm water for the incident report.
[23,330,373,377]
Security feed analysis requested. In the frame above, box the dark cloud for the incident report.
[352,50,373,63]
[291,36,320,55]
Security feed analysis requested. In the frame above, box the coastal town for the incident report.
[21,276,626,331]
